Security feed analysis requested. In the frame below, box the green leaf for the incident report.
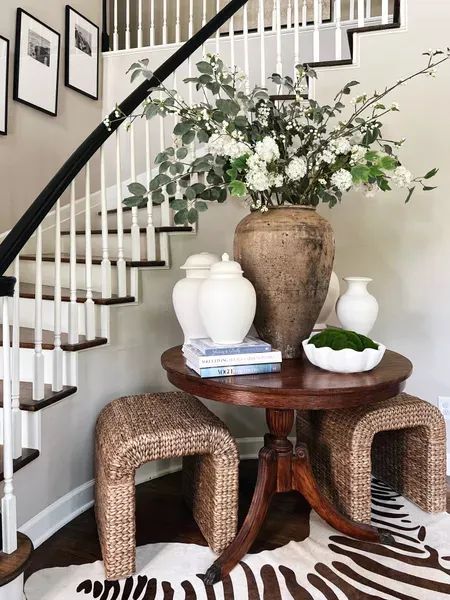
[145,103,159,119]
[185,186,196,200]
[191,182,206,194]
[169,163,184,176]
[405,186,415,203]
[234,115,248,129]
[351,165,371,183]
[196,61,214,74]
[229,180,247,197]
[159,161,171,174]
[123,195,144,208]
[130,70,141,83]
[176,147,188,159]
[197,129,209,143]
[174,121,193,136]
[152,191,165,204]
[182,130,196,145]
[174,209,189,225]
[216,99,240,116]
[188,208,199,224]
[166,182,177,196]
[196,200,208,212]
[155,151,168,164]
[424,168,438,179]
[170,198,187,211]
[422,185,437,191]
[128,182,147,196]
[379,155,398,170]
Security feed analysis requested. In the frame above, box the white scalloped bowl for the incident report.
[302,339,386,374]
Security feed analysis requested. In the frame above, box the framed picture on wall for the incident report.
[13,9,60,116]
[65,6,99,100]
[0,36,9,135]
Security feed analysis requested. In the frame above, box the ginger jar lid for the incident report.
[209,253,243,277]
[180,252,220,271]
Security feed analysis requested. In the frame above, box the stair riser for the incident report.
[19,260,125,294]
[60,234,156,262]
[17,297,90,335]
[0,347,55,384]
[91,204,165,231]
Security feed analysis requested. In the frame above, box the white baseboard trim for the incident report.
[20,437,262,549]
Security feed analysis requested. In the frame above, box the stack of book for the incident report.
[183,336,282,378]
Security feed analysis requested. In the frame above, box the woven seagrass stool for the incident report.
[95,391,239,580]
[296,393,447,523]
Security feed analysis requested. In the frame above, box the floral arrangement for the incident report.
[116,49,449,225]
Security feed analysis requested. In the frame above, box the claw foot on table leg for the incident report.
[203,564,222,586]
[377,529,395,546]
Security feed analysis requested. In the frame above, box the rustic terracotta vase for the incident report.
[233,206,335,358]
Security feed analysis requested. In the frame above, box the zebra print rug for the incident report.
[25,480,450,600]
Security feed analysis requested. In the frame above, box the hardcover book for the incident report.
[187,335,272,356]
[183,344,282,368]
[186,361,282,378]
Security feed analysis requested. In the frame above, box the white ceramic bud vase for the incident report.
[172,252,220,344]
[336,277,379,335]
[314,271,340,331]
[198,253,256,345]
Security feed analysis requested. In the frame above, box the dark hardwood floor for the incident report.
[25,461,450,580]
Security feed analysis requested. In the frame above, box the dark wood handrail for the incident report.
[0,0,250,277]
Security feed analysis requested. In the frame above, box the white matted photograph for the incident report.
[0,36,9,135]
[13,9,60,116]
[65,6,99,100]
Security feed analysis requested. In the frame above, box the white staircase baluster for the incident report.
[349,0,355,21]
[2,295,17,554]
[259,0,266,87]
[11,257,21,459]
[176,0,181,43]
[334,0,342,60]
[115,131,127,297]
[129,121,141,263]
[100,146,112,299]
[202,0,207,27]
[243,3,250,92]
[189,0,194,40]
[215,0,221,54]
[33,224,44,401]
[313,0,320,62]
[150,0,155,46]
[84,162,96,340]
[159,109,170,263]
[287,0,292,29]
[113,0,119,50]
[358,0,364,26]
[365,0,371,19]
[276,0,282,74]
[302,0,307,27]
[68,181,79,345]
[137,0,143,47]
[381,0,388,23]
[319,0,323,23]
[52,198,63,392]
[125,0,131,49]
[272,0,277,31]
[294,0,299,71]
[229,14,235,68]
[145,119,156,261]
[162,0,168,45]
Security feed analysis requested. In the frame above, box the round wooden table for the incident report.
[161,346,412,584]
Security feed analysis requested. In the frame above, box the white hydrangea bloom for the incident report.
[270,173,284,188]
[246,168,270,192]
[331,137,351,155]
[319,149,335,164]
[363,183,380,198]
[286,157,307,181]
[255,137,280,162]
[350,145,367,165]
[391,166,413,187]
[331,169,353,192]
[208,134,248,159]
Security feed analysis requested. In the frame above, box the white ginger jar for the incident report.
[172,252,220,344]
[336,276,379,336]
[198,253,256,345]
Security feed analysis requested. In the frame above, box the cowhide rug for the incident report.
[25,480,450,599]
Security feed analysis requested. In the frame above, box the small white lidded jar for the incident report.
[172,252,220,344]
[198,253,256,345]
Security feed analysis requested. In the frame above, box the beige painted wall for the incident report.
[0,0,103,231]
[313,0,450,447]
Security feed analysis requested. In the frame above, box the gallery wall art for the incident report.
[0,36,9,135]
[65,6,99,100]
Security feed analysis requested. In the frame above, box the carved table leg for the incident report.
[293,443,394,545]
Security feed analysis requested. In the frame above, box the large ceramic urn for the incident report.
[233,206,335,358]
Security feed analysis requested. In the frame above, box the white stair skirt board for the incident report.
[20,437,265,549]
[0,573,23,600]
[0,410,41,452]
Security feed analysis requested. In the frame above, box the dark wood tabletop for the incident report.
[161,346,413,410]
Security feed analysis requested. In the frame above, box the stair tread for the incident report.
[0,446,40,482]
[0,381,77,412]
[20,253,166,268]
[0,326,108,352]
[19,283,135,306]
[61,226,193,234]
[0,531,33,587]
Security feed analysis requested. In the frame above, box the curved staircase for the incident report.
[0,0,403,595]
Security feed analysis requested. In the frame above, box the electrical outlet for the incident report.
[438,396,450,420]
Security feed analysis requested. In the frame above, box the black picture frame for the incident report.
[13,9,61,117]
[0,35,9,136]
[65,6,99,101]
